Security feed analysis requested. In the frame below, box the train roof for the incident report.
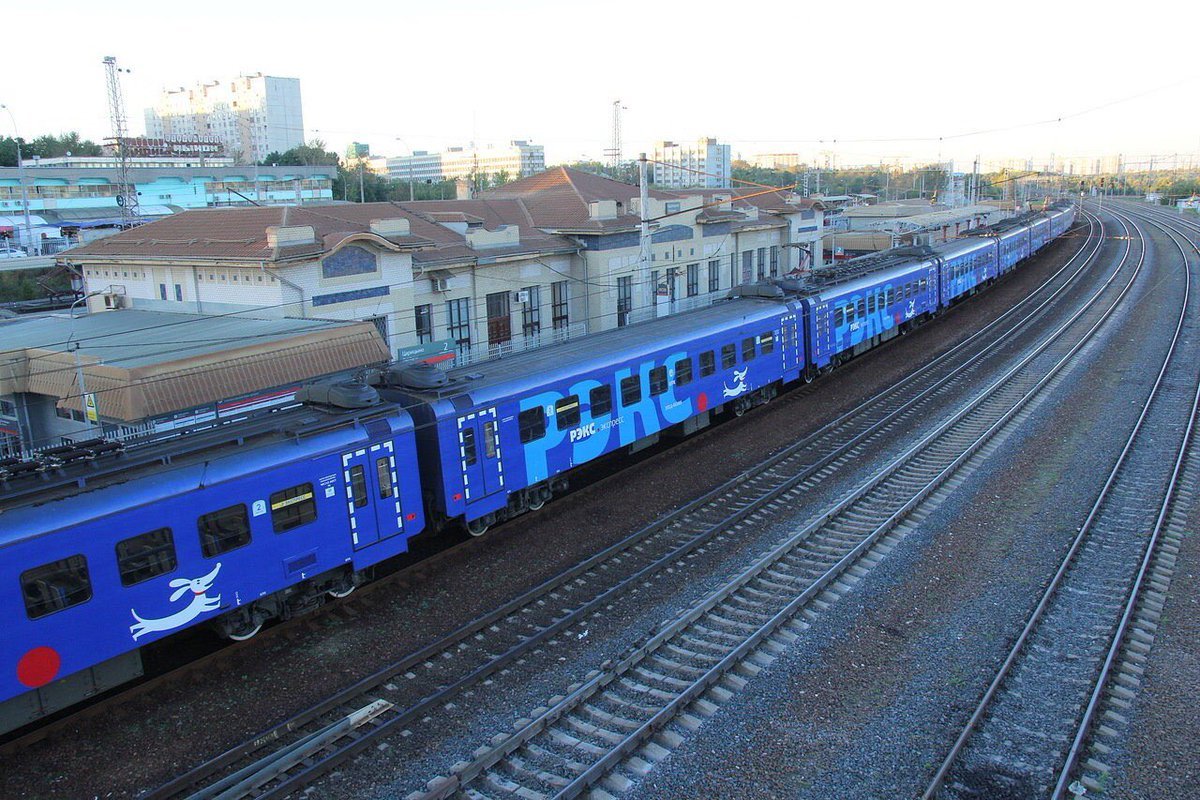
[0,403,414,534]
[388,296,795,407]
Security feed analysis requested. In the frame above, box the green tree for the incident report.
[0,132,104,167]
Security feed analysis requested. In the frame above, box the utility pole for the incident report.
[103,56,140,226]
[638,153,652,316]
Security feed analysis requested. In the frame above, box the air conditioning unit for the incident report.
[102,292,127,310]
[512,289,530,304]
[432,277,451,292]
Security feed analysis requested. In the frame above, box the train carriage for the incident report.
[800,250,939,373]
[935,236,998,306]
[0,404,426,733]
[385,297,804,536]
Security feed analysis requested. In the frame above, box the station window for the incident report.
[198,504,251,557]
[519,407,546,443]
[700,350,716,377]
[649,366,668,396]
[760,332,775,354]
[675,358,693,386]
[620,375,642,406]
[22,555,92,619]
[116,528,177,586]
[270,483,317,533]
[742,337,756,362]
[589,385,613,417]
[375,457,394,499]
[721,344,737,369]
[556,396,581,430]
[461,428,478,466]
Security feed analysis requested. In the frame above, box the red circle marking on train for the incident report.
[17,646,61,688]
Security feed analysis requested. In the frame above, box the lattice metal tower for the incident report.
[103,56,140,225]
[604,100,625,170]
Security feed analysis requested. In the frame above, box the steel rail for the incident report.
[146,214,1103,800]
[404,208,1143,800]
[921,203,1193,799]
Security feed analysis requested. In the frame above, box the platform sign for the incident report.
[84,393,99,423]
[397,339,456,365]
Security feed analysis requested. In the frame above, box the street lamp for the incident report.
[0,104,36,256]
[394,137,415,201]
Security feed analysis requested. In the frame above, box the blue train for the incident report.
[0,203,1076,734]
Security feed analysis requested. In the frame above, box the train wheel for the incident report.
[228,621,263,641]
[329,584,356,599]
[529,493,547,511]
[467,518,490,537]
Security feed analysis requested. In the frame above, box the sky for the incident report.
[4,0,1198,172]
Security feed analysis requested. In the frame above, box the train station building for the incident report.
[54,167,825,382]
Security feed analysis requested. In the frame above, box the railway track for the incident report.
[921,203,1200,800]
[0,217,1095,767]
[392,206,1142,800]
[135,217,1110,800]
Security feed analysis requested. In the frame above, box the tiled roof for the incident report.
[478,166,673,232]
[63,204,432,262]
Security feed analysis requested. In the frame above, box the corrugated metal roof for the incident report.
[0,309,389,421]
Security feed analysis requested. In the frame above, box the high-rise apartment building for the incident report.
[144,74,304,164]
[386,141,545,183]
[652,137,732,189]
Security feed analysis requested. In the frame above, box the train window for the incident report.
[620,375,642,406]
[198,504,251,557]
[760,332,775,354]
[556,396,581,430]
[22,556,91,619]
[741,337,756,362]
[649,366,668,396]
[721,344,736,369]
[117,529,177,587]
[885,288,893,305]
[519,407,546,443]
[270,483,317,533]
[461,428,478,465]
[866,293,875,313]
[483,422,497,459]
[699,351,716,377]
[349,465,370,507]
[589,385,613,416]
[856,299,865,317]
[675,358,693,386]
[375,457,394,499]
[834,307,844,326]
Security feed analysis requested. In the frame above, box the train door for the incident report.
[778,312,802,374]
[455,407,504,503]
[342,442,407,551]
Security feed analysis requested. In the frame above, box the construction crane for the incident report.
[103,56,140,226]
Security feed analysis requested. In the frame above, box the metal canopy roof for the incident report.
[0,309,390,421]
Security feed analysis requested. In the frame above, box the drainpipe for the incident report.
[260,261,305,318]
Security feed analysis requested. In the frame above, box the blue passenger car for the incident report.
[387,297,803,534]
[800,251,939,372]
[0,406,425,731]
[935,236,997,306]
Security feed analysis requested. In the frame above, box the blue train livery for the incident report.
[0,202,1078,734]
[1,406,425,729]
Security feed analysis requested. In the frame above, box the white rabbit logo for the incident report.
[129,563,222,641]
[722,367,749,398]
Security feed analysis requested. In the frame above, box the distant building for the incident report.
[1177,195,1200,210]
[145,74,304,164]
[385,141,545,183]
[0,164,335,242]
[748,153,803,170]
[652,138,732,189]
